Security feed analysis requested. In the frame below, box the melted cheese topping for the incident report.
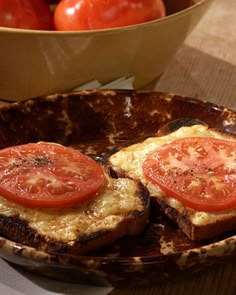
[110,125,236,225]
[0,177,143,241]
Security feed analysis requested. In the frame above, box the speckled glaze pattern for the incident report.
[0,90,235,287]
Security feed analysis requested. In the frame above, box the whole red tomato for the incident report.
[0,0,54,30]
[54,0,166,31]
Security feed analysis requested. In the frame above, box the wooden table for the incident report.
[156,0,236,110]
[111,0,236,294]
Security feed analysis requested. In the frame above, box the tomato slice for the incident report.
[0,142,105,208]
[142,137,236,212]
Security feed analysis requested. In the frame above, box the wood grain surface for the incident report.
[155,0,236,111]
[111,0,236,294]
[110,263,236,295]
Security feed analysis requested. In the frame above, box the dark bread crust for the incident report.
[158,117,236,141]
[157,118,208,136]
[155,199,236,241]
[0,182,149,255]
[108,118,236,241]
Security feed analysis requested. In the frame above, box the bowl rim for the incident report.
[0,0,212,36]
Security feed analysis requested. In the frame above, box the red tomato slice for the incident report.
[142,137,236,212]
[0,143,105,208]
[54,0,166,31]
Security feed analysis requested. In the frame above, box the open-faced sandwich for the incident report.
[109,119,236,241]
[0,118,235,255]
[0,142,149,254]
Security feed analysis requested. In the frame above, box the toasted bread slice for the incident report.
[109,119,236,241]
[0,173,149,254]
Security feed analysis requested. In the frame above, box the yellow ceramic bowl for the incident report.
[0,0,214,101]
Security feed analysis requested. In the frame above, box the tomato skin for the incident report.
[0,143,105,208]
[0,0,54,30]
[46,0,59,3]
[54,0,166,31]
[54,0,91,31]
[142,137,236,212]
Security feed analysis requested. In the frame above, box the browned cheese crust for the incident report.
[108,118,236,241]
[0,176,149,254]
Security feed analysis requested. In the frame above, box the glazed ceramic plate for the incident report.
[0,90,235,287]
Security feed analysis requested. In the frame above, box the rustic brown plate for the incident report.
[0,90,235,287]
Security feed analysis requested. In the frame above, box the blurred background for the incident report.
[154,0,236,110]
